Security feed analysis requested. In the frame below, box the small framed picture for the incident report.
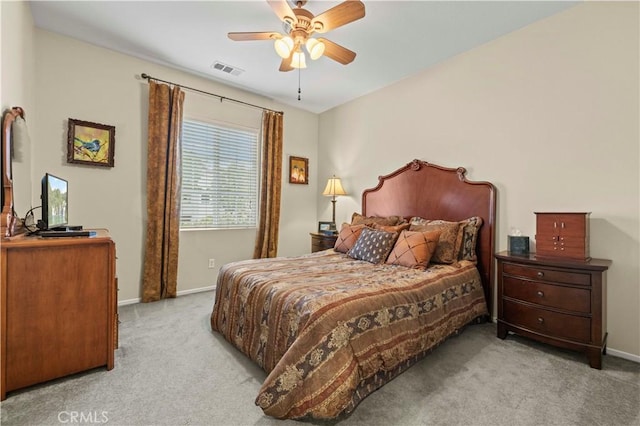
[289,156,309,184]
[318,221,336,235]
[67,118,116,167]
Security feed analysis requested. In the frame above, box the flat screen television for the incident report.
[40,173,68,231]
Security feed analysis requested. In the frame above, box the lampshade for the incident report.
[291,50,307,69]
[274,36,294,59]
[322,176,347,197]
[305,38,325,60]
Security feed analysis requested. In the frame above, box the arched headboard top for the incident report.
[362,159,496,314]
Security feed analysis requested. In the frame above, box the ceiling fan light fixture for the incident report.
[274,36,294,58]
[305,38,325,60]
[291,50,307,69]
[229,0,366,72]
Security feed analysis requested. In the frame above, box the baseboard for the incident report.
[118,297,140,306]
[118,285,216,307]
[606,348,640,364]
[177,285,216,296]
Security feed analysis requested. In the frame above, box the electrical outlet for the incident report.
[208,258,215,269]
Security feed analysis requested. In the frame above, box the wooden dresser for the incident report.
[496,251,611,369]
[310,232,338,253]
[0,229,116,399]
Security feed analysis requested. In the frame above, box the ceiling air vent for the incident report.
[211,61,244,77]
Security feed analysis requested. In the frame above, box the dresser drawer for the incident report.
[503,263,591,286]
[503,300,591,343]
[503,276,591,313]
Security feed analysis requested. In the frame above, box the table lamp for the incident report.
[322,175,347,226]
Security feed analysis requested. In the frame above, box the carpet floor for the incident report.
[1,290,638,425]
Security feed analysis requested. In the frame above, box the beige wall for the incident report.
[1,0,35,213]
[30,30,318,302]
[318,2,639,358]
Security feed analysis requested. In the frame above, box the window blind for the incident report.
[180,119,259,230]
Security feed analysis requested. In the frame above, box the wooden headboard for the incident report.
[362,159,496,314]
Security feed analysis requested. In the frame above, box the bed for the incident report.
[210,159,496,419]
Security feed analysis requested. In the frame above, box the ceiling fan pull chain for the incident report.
[298,67,302,101]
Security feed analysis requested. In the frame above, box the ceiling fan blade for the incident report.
[279,50,294,72]
[228,32,281,41]
[279,59,294,72]
[267,0,297,24]
[317,38,356,64]
[312,0,365,33]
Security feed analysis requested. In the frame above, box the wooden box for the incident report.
[535,212,590,261]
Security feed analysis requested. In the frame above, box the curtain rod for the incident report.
[140,73,283,115]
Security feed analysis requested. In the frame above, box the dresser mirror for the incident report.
[1,107,26,237]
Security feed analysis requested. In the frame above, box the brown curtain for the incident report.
[142,81,185,302]
[253,110,284,258]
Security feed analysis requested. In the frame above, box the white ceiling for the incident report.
[29,1,577,114]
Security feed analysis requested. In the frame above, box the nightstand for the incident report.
[495,251,611,369]
[310,232,338,253]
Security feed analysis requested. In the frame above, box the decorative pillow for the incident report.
[458,216,483,262]
[347,228,398,264]
[334,223,366,253]
[351,212,404,227]
[409,218,463,264]
[409,216,429,227]
[372,222,410,234]
[410,216,484,262]
[386,230,442,269]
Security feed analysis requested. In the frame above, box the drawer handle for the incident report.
[537,271,544,278]
[537,317,544,324]
[536,291,544,298]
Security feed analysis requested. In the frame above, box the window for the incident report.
[180,119,259,230]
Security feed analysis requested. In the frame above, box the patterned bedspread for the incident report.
[210,250,488,419]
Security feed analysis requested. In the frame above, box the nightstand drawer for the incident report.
[503,263,590,286]
[503,300,591,343]
[310,233,338,253]
[503,276,591,313]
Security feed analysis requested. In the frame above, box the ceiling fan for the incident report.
[228,0,366,72]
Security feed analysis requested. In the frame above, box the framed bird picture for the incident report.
[67,118,115,167]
